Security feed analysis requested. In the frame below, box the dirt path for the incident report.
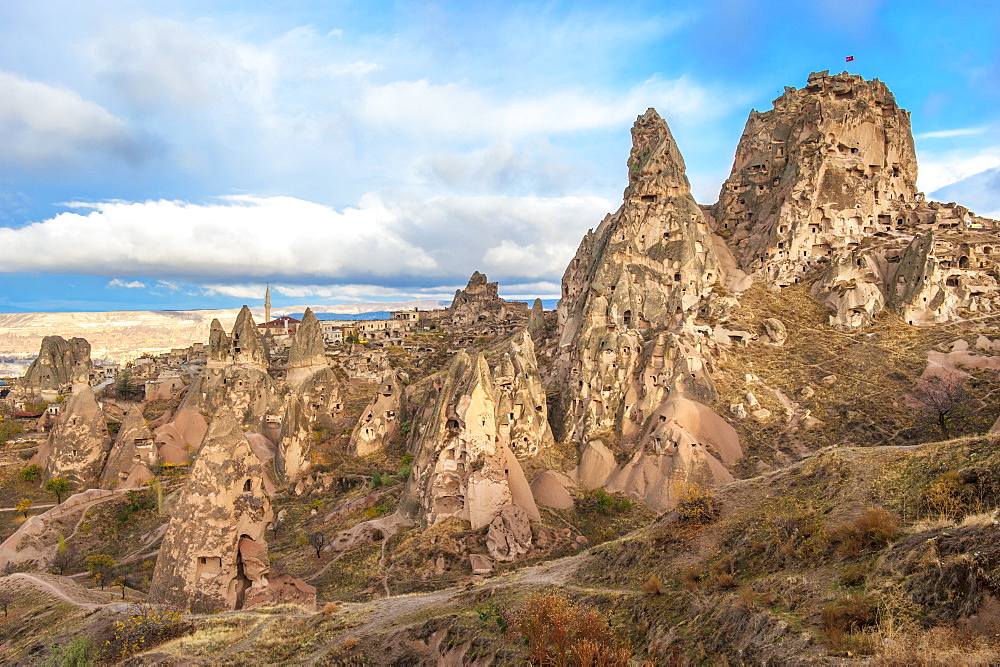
[6,573,106,610]
[0,504,56,513]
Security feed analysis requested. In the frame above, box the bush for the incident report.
[42,637,94,667]
[18,464,42,483]
[839,562,867,587]
[591,489,632,514]
[828,507,901,556]
[108,604,186,658]
[821,594,877,647]
[641,573,665,596]
[512,592,631,666]
[0,420,26,444]
[674,482,719,524]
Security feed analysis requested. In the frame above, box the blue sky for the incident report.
[0,0,997,312]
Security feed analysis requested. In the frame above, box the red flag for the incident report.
[846,56,855,62]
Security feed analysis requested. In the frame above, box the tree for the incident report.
[0,589,11,617]
[18,464,42,483]
[49,534,74,576]
[307,531,327,558]
[84,554,116,589]
[44,478,71,504]
[115,371,142,401]
[15,498,31,518]
[907,373,973,438]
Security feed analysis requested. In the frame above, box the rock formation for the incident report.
[400,352,540,560]
[493,331,553,458]
[276,309,345,482]
[527,298,546,341]
[149,411,310,612]
[18,336,92,398]
[349,371,407,457]
[546,108,742,508]
[713,71,1000,328]
[449,272,509,326]
[100,404,156,489]
[37,387,111,486]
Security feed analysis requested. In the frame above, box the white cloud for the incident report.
[915,127,988,140]
[358,76,724,141]
[0,192,610,285]
[92,19,278,112]
[0,71,146,168]
[107,279,145,289]
[917,149,1000,193]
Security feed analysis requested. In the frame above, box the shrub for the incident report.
[674,482,719,524]
[322,602,340,615]
[42,637,94,667]
[839,562,867,587]
[828,507,901,556]
[681,566,702,590]
[641,573,665,596]
[512,592,631,666]
[18,464,42,483]
[821,594,877,647]
[591,489,632,514]
[108,604,186,658]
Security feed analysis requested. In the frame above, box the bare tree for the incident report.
[908,374,973,438]
[0,589,12,617]
[307,531,327,558]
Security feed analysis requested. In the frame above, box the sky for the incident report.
[0,0,998,313]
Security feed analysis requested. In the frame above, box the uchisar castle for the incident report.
[3,72,1000,664]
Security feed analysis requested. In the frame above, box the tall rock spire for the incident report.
[553,108,723,444]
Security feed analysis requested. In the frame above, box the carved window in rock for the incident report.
[960,256,970,269]
[196,556,223,577]
[243,479,252,493]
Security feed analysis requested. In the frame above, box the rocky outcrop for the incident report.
[553,108,725,445]
[238,537,316,610]
[277,308,345,482]
[231,306,269,367]
[493,331,553,458]
[713,71,1000,329]
[18,336,92,397]
[37,387,111,487]
[400,352,540,537]
[350,371,407,457]
[450,272,509,326]
[100,405,156,489]
[286,308,326,376]
[148,411,278,613]
[527,298,546,341]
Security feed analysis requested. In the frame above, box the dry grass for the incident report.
[827,507,901,556]
[641,573,664,596]
[872,623,1000,665]
[512,592,632,666]
[322,602,341,615]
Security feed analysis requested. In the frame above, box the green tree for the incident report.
[0,420,25,444]
[115,371,142,400]
[17,464,42,483]
[44,478,71,504]
[84,554,116,589]
[15,498,31,518]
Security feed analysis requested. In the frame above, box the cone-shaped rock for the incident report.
[553,108,723,444]
[100,404,155,489]
[39,386,111,486]
[207,319,232,365]
[148,410,275,613]
[287,308,325,370]
[19,336,92,396]
[231,306,268,366]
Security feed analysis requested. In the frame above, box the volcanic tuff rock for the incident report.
[100,404,156,489]
[18,335,92,396]
[350,371,408,457]
[276,307,346,482]
[552,108,735,485]
[449,271,509,326]
[400,351,540,539]
[714,71,1000,328]
[493,331,553,458]
[148,411,277,613]
[37,386,111,486]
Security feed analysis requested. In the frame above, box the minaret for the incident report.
[264,284,271,324]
